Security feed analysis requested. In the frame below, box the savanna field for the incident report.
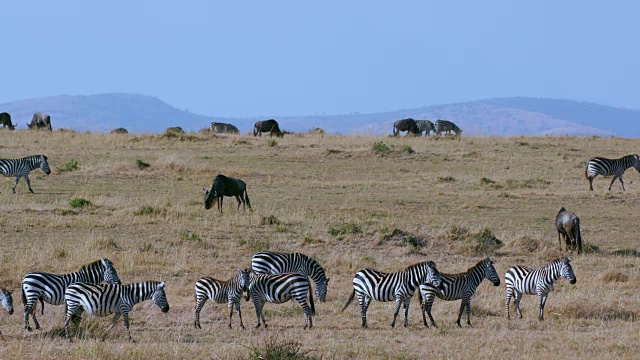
[0,130,638,359]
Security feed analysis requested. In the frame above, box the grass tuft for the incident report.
[136,159,151,170]
[57,159,79,173]
[328,222,362,236]
[247,332,318,360]
[372,142,391,155]
[602,271,629,283]
[438,176,456,183]
[261,215,281,225]
[69,198,92,208]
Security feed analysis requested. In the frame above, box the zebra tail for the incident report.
[20,284,26,306]
[244,189,251,209]
[584,166,588,179]
[341,289,355,312]
[309,288,315,316]
[40,298,45,315]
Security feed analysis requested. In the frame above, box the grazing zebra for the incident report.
[64,281,169,342]
[435,120,462,137]
[505,257,576,321]
[585,154,640,191]
[209,122,240,134]
[21,258,121,331]
[248,272,315,329]
[419,258,500,328]
[0,155,51,193]
[414,120,435,136]
[250,251,329,302]
[194,268,251,329]
[342,261,442,328]
[0,288,14,340]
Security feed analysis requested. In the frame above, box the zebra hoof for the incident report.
[26,327,33,332]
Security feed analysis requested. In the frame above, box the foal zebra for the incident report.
[248,272,315,329]
[0,155,51,193]
[342,261,442,328]
[414,120,435,136]
[64,281,169,342]
[0,288,14,340]
[585,154,640,191]
[419,258,500,328]
[194,268,250,329]
[251,251,329,302]
[21,258,121,331]
[505,257,576,321]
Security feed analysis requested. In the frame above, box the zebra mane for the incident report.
[404,260,435,272]
[78,259,105,272]
[546,257,569,268]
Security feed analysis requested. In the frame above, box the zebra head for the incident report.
[101,259,122,285]
[39,155,51,175]
[424,261,442,289]
[560,257,577,285]
[0,288,13,315]
[152,282,170,313]
[238,268,251,292]
[315,277,329,302]
[633,154,640,172]
[483,258,501,286]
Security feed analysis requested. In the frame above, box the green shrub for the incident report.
[136,159,150,170]
[328,222,361,236]
[180,230,201,242]
[58,159,79,173]
[69,198,92,208]
[372,142,391,155]
[247,333,317,360]
[400,145,414,154]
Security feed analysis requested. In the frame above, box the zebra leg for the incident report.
[402,299,411,327]
[391,298,402,328]
[194,297,206,329]
[12,176,20,193]
[588,176,594,191]
[102,312,122,341]
[228,301,234,329]
[235,301,245,329]
[538,294,548,321]
[465,299,472,326]
[505,287,513,320]
[456,300,465,327]
[25,175,34,193]
[514,291,523,319]
[254,299,265,328]
[122,313,135,342]
[424,294,437,328]
[358,294,371,328]
[608,176,618,191]
[619,176,626,191]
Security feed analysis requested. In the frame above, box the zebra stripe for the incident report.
[251,251,329,302]
[505,257,577,321]
[585,154,640,191]
[194,268,250,329]
[414,120,435,136]
[20,258,121,331]
[0,155,51,193]
[64,281,169,342]
[342,261,442,328]
[249,272,315,329]
[0,288,14,340]
[419,257,500,328]
[434,120,462,136]
[209,122,240,134]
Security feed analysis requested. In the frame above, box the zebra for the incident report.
[505,257,577,321]
[0,155,51,193]
[419,257,500,328]
[21,258,121,331]
[250,251,329,302]
[414,120,435,136]
[0,288,14,340]
[248,272,315,329]
[64,281,169,342]
[585,154,640,191]
[341,261,442,328]
[194,268,251,329]
[209,122,240,134]
[434,120,462,137]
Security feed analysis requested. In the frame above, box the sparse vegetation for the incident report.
[399,145,414,154]
[58,159,79,173]
[438,176,456,183]
[69,198,91,208]
[136,159,150,169]
[328,222,362,236]
[372,141,391,155]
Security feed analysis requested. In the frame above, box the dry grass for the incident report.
[0,131,639,359]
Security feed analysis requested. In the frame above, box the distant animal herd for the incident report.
[0,109,639,343]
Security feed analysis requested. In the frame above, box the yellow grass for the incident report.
[0,130,638,359]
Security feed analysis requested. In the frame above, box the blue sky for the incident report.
[2,1,638,117]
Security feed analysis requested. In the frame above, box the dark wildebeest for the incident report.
[555,207,582,254]
[0,112,16,130]
[203,175,251,213]
[434,120,462,137]
[27,112,52,131]
[210,122,240,134]
[253,120,283,137]
[393,118,420,136]
[110,128,128,134]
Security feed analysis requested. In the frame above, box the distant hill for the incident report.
[0,94,637,136]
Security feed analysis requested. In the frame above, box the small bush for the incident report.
[442,225,468,241]
[247,333,317,360]
[261,215,281,225]
[602,271,629,283]
[582,242,600,254]
[372,142,391,155]
[469,228,503,255]
[136,159,150,170]
[69,198,92,208]
[328,222,361,236]
[399,145,414,154]
[180,230,201,243]
[58,159,79,173]
[438,176,456,183]
[95,238,121,251]
[480,177,495,185]
[380,228,425,249]
[134,206,167,216]
[268,140,278,147]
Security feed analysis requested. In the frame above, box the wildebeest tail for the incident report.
[253,124,258,136]
[244,189,251,209]
[341,289,355,312]
[574,218,582,253]
[393,125,398,136]
[309,287,315,316]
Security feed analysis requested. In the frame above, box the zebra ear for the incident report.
[567,257,572,262]
[159,282,165,288]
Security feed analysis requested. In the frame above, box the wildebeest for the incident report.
[210,122,240,134]
[0,112,15,130]
[253,119,283,137]
[203,174,251,213]
[435,120,462,137]
[27,112,52,131]
[555,207,582,254]
[110,128,128,134]
[393,118,420,136]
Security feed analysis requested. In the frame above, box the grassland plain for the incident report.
[0,130,638,359]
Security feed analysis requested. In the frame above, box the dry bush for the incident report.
[435,225,503,256]
[602,271,629,283]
